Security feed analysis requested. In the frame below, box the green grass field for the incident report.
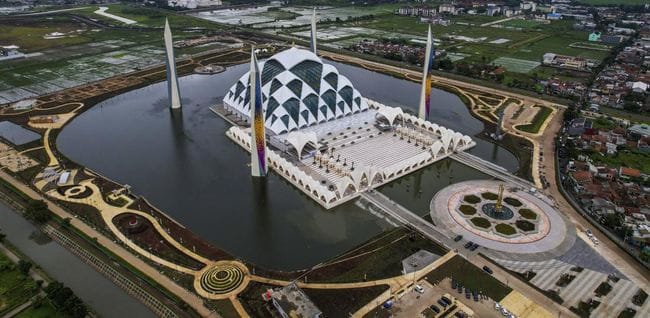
[515,105,553,134]
[499,19,544,29]
[424,255,512,301]
[492,57,540,73]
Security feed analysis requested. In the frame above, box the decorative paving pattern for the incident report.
[194,261,250,299]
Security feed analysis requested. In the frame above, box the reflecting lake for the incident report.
[57,60,517,270]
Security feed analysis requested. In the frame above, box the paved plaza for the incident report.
[431,180,573,256]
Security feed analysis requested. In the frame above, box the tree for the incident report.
[602,213,622,229]
[25,200,51,224]
[17,260,32,276]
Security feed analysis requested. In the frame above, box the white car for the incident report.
[414,284,424,293]
[495,303,501,310]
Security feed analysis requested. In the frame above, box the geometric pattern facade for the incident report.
[224,48,369,135]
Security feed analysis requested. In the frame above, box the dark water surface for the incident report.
[57,60,517,270]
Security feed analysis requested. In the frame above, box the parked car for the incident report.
[430,305,440,313]
[437,299,448,308]
[441,296,452,305]
[457,285,463,293]
[470,243,479,251]
[454,235,463,242]
[483,266,493,274]
[414,284,424,293]
[451,279,457,289]
[464,241,473,249]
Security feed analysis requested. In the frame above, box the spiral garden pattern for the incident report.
[199,263,245,294]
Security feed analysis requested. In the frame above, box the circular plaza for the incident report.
[431,180,575,257]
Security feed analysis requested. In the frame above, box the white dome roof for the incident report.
[223,47,368,135]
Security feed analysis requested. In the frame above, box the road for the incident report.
[538,110,650,289]
[360,190,576,317]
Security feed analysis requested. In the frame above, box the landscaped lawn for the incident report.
[464,195,481,204]
[459,205,477,215]
[519,208,537,220]
[515,105,553,134]
[470,217,491,229]
[495,223,516,235]
[504,197,522,207]
[481,192,499,200]
[424,255,512,301]
[515,220,535,232]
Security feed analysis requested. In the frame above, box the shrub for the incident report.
[470,217,491,229]
[459,205,477,215]
[504,197,522,207]
[463,195,481,204]
[495,223,516,235]
[632,289,647,306]
[515,220,535,232]
[595,282,612,297]
[481,192,498,200]
[556,274,576,287]
[519,208,537,220]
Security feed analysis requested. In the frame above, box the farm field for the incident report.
[497,19,545,29]
[74,4,223,29]
[492,57,541,74]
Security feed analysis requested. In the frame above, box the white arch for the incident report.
[376,106,404,126]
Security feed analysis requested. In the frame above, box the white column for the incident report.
[164,18,182,110]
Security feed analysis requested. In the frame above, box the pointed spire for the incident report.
[310,7,317,54]
[418,25,434,120]
[164,18,181,110]
[249,47,267,177]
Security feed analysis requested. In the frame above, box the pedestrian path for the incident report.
[591,279,640,318]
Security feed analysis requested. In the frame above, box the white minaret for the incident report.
[310,8,317,54]
[164,18,182,110]
[249,48,267,177]
[418,25,434,120]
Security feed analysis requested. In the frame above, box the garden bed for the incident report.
[470,217,491,229]
[594,282,612,297]
[481,192,498,200]
[495,223,516,235]
[504,197,522,207]
[515,220,535,232]
[555,274,576,287]
[463,195,481,204]
[459,205,477,216]
[518,208,537,220]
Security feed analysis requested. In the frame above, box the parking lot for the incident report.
[388,279,502,318]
